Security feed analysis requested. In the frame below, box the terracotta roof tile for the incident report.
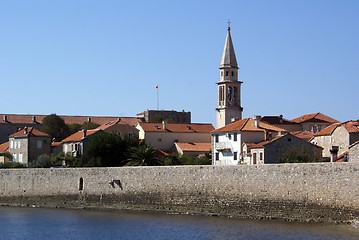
[342,121,359,133]
[314,121,359,136]
[138,123,214,133]
[292,113,339,124]
[212,118,287,133]
[62,129,102,143]
[250,135,282,149]
[9,127,50,138]
[290,131,314,141]
[0,141,9,152]
[175,142,212,152]
[0,114,142,127]
[96,119,133,130]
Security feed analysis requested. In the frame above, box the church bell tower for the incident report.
[216,26,243,129]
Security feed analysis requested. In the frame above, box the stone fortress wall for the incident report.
[1,163,359,223]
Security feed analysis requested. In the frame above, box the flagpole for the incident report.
[156,85,159,110]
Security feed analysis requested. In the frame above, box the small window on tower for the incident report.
[226,71,229,76]
[232,71,234,76]
[221,71,223,77]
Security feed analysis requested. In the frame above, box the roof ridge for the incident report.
[239,118,250,131]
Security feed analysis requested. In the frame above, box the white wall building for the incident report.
[212,117,286,165]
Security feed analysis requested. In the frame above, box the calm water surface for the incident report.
[0,207,358,240]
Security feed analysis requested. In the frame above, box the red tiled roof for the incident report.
[212,118,287,133]
[9,127,50,138]
[175,142,212,152]
[342,121,359,133]
[292,113,339,124]
[0,142,9,152]
[335,151,349,162]
[315,121,359,136]
[62,129,102,143]
[96,119,133,130]
[138,123,214,133]
[0,114,142,127]
[155,150,173,159]
[250,135,282,149]
[51,142,62,147]
[291,131,314,141]
[314,123,341,136]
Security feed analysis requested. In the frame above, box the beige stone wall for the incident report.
[141,132,211,150]
[349,143,359,163]
[0,164,359,222]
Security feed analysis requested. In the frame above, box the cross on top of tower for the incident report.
[227,19,231,30]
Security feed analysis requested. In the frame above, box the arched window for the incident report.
[227,87,232,102]
[79,177,84,191]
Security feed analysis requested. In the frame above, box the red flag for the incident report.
[155,85,158,89]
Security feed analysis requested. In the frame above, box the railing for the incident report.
[215,141,232,151]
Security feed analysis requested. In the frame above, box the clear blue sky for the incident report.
[1,0,358,126]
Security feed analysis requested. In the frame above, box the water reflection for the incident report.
[0,207,358,240]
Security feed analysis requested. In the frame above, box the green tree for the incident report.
[78,133,140,167]
[41,114,70,141]
[125,145,163,166]
[68,123,82,135]
[163,152,183,166]
[278,147,313,163]
[29,154,53,168]
[81,121,100,130]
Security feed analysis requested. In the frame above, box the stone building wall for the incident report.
[264,134,322,164]
[349,143,359,163]
[0,163,359,222]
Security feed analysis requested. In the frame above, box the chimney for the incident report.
[279,114,283,124]
[32,116,36,123]
[82,129,87,138]
[3,115,7,122]
[117,118,121,122]
[162,121,167,130]
[330,146,339,162]
[88,117,91,122]
[24,127,28,134]
[253,115,261,128]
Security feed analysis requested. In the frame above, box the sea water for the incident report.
[0,207,358,240]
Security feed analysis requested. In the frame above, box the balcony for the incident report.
[215,141,232,151]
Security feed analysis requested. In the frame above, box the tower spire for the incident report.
[216,25,243,129]
[220,24,238,69]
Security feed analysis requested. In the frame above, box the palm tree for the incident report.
[125,145,163,166]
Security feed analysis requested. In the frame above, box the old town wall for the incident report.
[0,163,358,223]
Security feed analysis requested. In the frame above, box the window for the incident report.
[233,133,237,141]
[13,153,17,162]
[37,140,42,149]
[18,142,21,148]
[64,145,68,153]
[260,152,263,160]
[10,140,13,149]
[231,71,234,76]
[18,153,23,163]
[226,71,229,76]
[128,132,134,138]
[221,71,223,76]
[253,153,257,164]
[215,152,219,161]
[79,177,84,191]
[215,135,219,143]
[234,152,237,160]
[228,133,231,140]
[14,142,17,149]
